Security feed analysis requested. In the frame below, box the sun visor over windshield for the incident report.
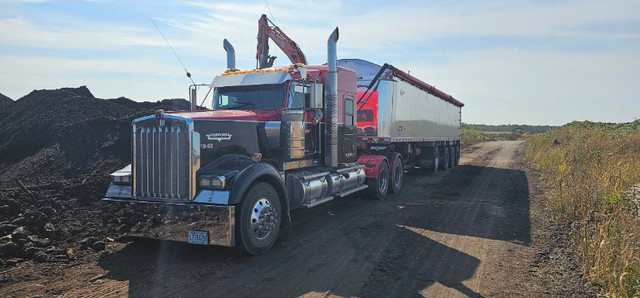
[210,72,292,89]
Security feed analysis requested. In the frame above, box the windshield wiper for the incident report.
[225,102,256,109]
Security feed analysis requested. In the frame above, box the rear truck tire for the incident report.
[438,146,448,171]
[389,153,404,194]
[430,146,439,174]
[447,146,454,168]
[367,160,390,200]
[235,182,281,255]
[454,145,460,166]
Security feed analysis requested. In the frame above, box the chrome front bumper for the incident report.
[102,197,235,247]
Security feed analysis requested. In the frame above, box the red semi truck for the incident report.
[103,19,463,255]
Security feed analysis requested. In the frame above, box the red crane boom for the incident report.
[256,14,307,69]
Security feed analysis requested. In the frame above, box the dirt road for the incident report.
[0,141,590,297]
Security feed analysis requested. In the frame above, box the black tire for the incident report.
[389,154,404,194]
[438,146,448,170]
[235,182,281,255]
[447,146,454,168]
[453,145,460,166]
[429,146,439,174]
[366,160,390,200]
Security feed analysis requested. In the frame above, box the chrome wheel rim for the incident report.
[250,197,278,240]
[393,162,402,187]
[379,167,388,194]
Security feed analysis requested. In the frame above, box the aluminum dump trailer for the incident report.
[337,59,462,143]
[339,58,463,173]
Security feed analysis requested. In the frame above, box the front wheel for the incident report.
[367,160,390,200]
[235,182,281,255]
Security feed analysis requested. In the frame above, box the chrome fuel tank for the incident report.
[286,165,366,209]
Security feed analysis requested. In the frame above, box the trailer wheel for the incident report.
[389,154,403,194]
[367,160,390,200]
[447,146,454,168]
[430,147,439,174]
[438,146,448,170]
[235,182,281,255]
[454,145,460,166]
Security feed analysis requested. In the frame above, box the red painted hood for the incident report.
[166,109,281,121]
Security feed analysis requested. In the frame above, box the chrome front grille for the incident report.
[134,118,190,200]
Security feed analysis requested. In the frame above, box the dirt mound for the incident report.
[0,93,13,107]
[0,86,190,267]
[108,97,190,111]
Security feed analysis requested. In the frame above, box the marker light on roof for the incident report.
[219,67,291,76]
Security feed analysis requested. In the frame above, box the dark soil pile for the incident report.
[0,86,189,267]
[0,93,13,108]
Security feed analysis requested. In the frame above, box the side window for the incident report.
[218,94,229,106]
[345,99,354,128]
[288,84,307,109]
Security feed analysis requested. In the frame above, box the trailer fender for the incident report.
[385,152,402,169]
[357,155,388,179]
[197,155,289,222]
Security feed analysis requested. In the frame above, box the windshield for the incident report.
[213,84,286,110]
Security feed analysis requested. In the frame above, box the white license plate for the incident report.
[187,230,209,245]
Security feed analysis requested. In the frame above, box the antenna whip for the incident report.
[148,16,196,86]
[263,0,277,25]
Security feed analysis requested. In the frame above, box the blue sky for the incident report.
[0,0,638,125]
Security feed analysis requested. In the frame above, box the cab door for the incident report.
[340,95,357,162]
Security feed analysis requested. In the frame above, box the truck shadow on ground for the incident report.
[97,164,529,297]
[404,165,532,246]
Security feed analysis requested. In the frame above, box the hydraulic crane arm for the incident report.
[256,14,308,69]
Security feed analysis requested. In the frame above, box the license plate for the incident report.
[187,230,209,245]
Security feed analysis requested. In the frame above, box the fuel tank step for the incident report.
[301,196,334,208]
[336,184,368,198]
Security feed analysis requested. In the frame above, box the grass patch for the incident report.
[525,120,640,297]
[460,127,524,148]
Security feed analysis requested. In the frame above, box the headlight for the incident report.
[199,176,226,190]
[112,175,131,185]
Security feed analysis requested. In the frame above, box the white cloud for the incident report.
[0,17,168,49]
[0,0,639,124]
[0,55,205,100]
[400,49,640,125]
[335,0,640,50]
[0,0,51,3]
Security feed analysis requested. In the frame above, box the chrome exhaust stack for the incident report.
[223,39,237,71]
[325,27,339,167]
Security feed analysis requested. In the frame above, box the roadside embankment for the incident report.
[525,120,640,297]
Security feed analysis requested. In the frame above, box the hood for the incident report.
[166,109,280,122]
